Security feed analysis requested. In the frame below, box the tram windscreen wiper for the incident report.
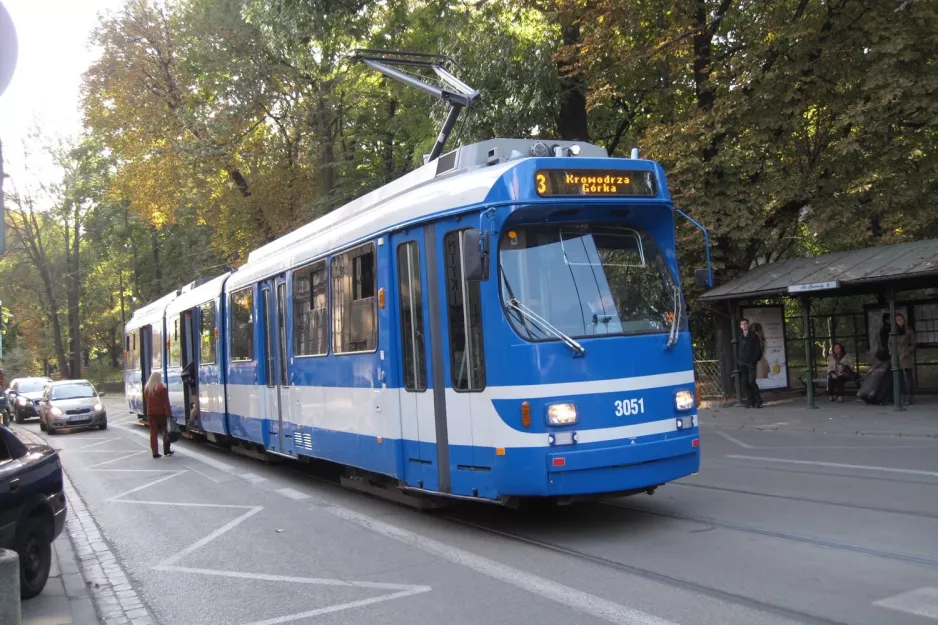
[666,285,681,349]
[506,298,586,357]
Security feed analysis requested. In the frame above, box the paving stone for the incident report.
[106,618,130,625]
[125,607,150,619]
[131,617,155,625]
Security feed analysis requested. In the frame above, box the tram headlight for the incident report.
[546,403,578,425]
[675,390,695,412]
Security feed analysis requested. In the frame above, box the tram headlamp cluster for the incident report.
[546,403,578,425]
[674,390,695,412]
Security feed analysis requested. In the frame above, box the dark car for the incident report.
[39,380,108,434]
[0,424,67,598]
[6,378,54,424]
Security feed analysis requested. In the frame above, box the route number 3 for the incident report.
[614,398,645,416]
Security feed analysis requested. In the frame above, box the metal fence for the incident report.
[694,359,726,399]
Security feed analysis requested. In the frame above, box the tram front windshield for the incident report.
[498,224,682,340]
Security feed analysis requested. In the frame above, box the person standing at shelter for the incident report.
[895,313,916,405]
[144,371,174,458]
[826,343,855,403]
[737,318,763,408]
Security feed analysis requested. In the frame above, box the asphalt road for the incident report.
[16,395,938,625]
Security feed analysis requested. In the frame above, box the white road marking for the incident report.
[240,588,432,625]
[85,451,148,469]
[713,431,755,449]
[159,507,263,567]
[874,587,938,620]
[112,409,677,624]
[106,471,187,501]
[726,455,938,477]
[323,504,679,625]
[75,438,119,449]
[242,472,267,484]
[275,487,309,501]
[85,443,430,625]
[154,565,429,591]
[115,422,236,471]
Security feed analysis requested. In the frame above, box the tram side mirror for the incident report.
[461,228,490,282]
[694,268,711,288]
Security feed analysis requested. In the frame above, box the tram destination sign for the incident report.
[535,169,657,197]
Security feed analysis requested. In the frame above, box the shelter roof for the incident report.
[701,238,938,301]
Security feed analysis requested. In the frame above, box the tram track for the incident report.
[440,513,851,625]
[602,501,938,568]
[670,481,938,520]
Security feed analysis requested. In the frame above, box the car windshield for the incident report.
[51,383,96,400]
[18,380,48,393]
[499,223,684,340]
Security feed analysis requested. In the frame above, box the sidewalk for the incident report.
[700,394,938,438]
[13,426,158,625]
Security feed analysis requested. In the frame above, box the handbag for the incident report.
[166,415,181,443]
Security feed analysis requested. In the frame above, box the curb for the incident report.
[700,421,938,439]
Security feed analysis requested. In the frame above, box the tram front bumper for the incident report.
[544,432,700,497]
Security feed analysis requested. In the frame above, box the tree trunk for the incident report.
[151,228,162,294]
[66,203,82,379]
[556,21,590,142]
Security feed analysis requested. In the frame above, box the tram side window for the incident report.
[201,302,216,365]
[152,327,163,370]
[167,316,181,366]
[293,260,328,356]
[332,244,377,354]
[125,335,131,370]
[443,231,486,391]
[397,242,427,391]
[132,334,139,371]
[231,287,254,361]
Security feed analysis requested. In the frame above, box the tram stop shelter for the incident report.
[700,238,938,410]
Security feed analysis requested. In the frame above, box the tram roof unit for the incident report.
[125,290,179,332]
[165,273,230,317]
[228,138,609,292]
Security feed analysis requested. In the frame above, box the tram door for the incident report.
[391,231,436,491]
[260,275,289,453]
[180,310,198,419]
[435,220,490,497]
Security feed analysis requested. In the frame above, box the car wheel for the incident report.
[99,421,108,430]
[16,520,52,599]
[14,409,24,424]
[39,418,47,432]
[46,425,56,435]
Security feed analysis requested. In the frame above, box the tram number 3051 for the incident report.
[614,398,646,416]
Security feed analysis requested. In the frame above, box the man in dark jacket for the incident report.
[738,318,763,408]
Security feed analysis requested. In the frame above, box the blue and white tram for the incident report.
[125,138,706,504]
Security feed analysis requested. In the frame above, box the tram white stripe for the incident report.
[486,370,696,400]
[727,455,938,477]
[323,504,680,625]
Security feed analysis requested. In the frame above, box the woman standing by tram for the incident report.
[144,371,174,458]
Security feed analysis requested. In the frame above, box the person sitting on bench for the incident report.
[827,343,856,402]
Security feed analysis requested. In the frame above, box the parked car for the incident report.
[6,378,54,424]
[39,380,108,435]
[0,423,67,598]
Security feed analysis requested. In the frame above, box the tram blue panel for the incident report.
[226,413,266,446]
[263,420,402,478]
[546,443,699,497]
[199,410,227,436]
